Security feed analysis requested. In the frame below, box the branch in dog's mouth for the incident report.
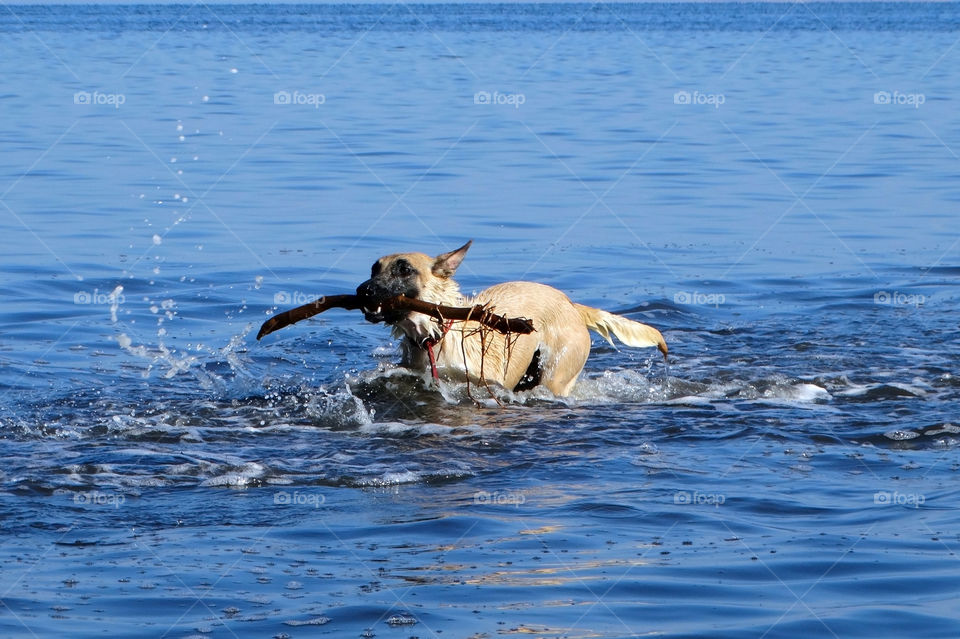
[256,294,535,341]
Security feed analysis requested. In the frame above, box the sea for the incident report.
[1,2,959,637]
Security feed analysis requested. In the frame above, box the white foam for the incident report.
[304,385,374,427]
[779,383,831,402]
[200,462,267,487]
[889,382,927,397]
[368,470,421,486]
[358,421,454,436]
[566,369,669,405]
[665,395,715,406]
[884,429,920,441]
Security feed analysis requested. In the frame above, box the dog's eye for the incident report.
[394,260,414,278]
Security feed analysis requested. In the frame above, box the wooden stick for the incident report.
[256,294,534,341]
[256,294,361,340]
[390,296,535,336]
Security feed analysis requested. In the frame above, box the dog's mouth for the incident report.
[360,303,406,325]
[356,279,420,325]
[361,304,385,324]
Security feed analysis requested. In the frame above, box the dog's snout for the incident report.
[356,279,394,324]
[356,279,378,301]
[356,279,396,303]
[356,259,422,325]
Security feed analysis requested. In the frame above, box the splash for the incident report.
[108,285,123,323]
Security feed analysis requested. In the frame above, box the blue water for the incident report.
[2,3,959,637]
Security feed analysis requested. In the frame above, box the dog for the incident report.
[355,241,667,397]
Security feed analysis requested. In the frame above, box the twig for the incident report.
[257,293,535,340]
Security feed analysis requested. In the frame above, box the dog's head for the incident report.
[355,240,472,326]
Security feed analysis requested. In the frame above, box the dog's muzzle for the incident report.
[356,280,403,324]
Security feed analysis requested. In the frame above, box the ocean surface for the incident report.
[2,2,959,637]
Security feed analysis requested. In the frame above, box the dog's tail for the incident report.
[575,304,668,359]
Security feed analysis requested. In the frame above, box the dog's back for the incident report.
[449,282,592,396]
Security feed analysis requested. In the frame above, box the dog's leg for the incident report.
[513,349,542,392]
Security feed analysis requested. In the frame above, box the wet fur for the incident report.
[355,241,666,397]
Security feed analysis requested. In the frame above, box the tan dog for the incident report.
[355,241,667,397]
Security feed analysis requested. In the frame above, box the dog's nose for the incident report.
[356,279,380,301]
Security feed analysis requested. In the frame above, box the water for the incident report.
[2,2,959,637]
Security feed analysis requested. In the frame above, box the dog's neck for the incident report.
[391,276,467,346]
[421,274,467,307]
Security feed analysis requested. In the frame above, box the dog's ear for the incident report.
[432,240,472,278]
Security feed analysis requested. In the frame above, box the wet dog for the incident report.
[356,241,667,397]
